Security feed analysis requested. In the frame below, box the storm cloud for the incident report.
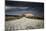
[5,1,44,17]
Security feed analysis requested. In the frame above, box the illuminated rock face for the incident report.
[24,13,33,17]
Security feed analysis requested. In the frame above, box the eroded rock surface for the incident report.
[5,17,44,31]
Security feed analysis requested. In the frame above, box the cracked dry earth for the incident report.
[5,17,44,31]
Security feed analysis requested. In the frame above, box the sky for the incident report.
[5,1,44,17]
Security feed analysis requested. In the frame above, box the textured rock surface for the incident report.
[5,17,44,31]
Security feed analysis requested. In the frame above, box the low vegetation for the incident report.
[5,15,44,21]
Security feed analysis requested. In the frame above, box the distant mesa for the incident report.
[24,13,33,17]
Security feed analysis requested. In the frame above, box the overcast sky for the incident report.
[5,1,44,17]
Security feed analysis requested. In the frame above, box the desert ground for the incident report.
[5,17,44,31]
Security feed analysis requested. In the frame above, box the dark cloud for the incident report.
[5,1,44,7]
[5,1,44,17]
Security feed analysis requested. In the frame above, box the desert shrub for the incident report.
[26,16,44,19]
